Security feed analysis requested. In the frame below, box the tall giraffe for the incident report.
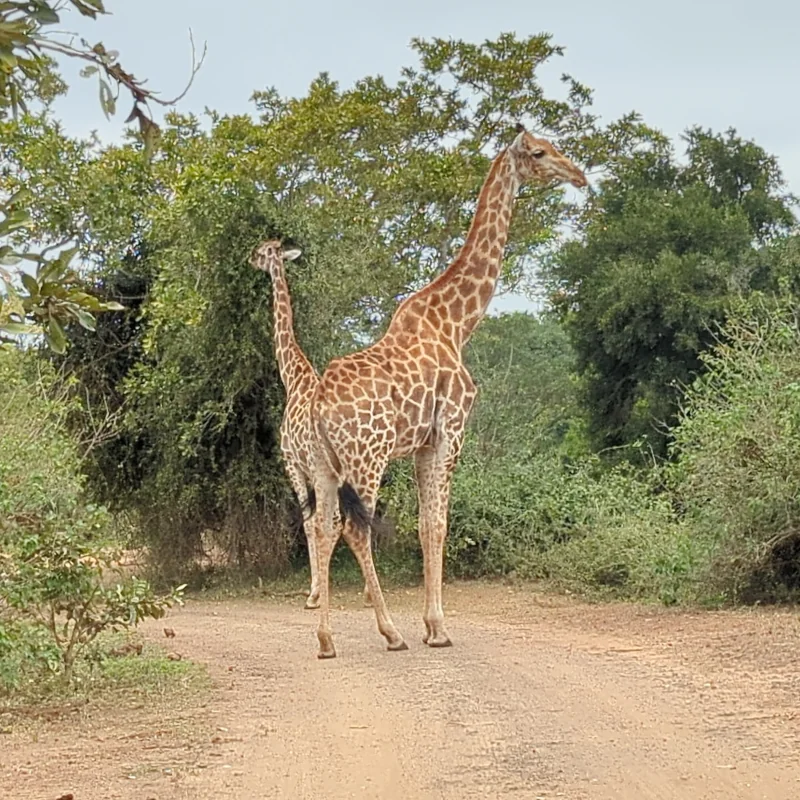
[251,240,372,609]
[308,124,588,658]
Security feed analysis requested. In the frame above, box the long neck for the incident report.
[269,264,316,392]
[389,147,519,349]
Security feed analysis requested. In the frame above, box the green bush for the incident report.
[0,349,183,690]
[667,295,800,601]
[0,619,61,692]
[378,436,682,589]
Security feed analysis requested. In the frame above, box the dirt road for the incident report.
[4,583,800,799]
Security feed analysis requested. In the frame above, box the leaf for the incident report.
[76,309,97,331]
[20,272,39,297]
[45,316,67,354]
[71,0,106,18]
[80,65,100,78]
[0,321,31,335]
[54,245,80,267]
[38,258,68,284]
[32,5,60,24]
[6,186,33,207]
[98,300,125,312]
[41,281,68,299]
[0,209,32,236]
[98,78,116,119]
[0,49,18,70]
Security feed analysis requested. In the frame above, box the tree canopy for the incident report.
[0,0,203,350]
[548,127,798,455]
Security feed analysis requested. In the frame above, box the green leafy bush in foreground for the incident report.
[0,349,183,690]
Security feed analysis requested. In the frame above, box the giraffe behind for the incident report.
[251,239,372,609]
[250,240,322,608]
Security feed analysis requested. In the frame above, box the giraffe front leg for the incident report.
[415,446,458,648]
[287,470,320,610]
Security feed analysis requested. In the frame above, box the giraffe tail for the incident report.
[337,482,373,535]
[298,481,374,536]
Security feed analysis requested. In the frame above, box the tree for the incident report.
[1,33,662,573]
[0,0,203,351]
[464,312,582,461]
[548,127,798,456]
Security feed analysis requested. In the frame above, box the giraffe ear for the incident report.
[282,249,302,262]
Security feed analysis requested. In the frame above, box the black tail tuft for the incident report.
[338,482,372,534]
[300,486,316,520]
[301,481,394,541]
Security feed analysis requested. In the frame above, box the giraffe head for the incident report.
[508,123,588,189]
[250,239,302,279]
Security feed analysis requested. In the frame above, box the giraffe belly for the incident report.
[388,384,435,459]
[390,419,434,459]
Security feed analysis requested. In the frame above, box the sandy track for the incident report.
[3,583,800,799]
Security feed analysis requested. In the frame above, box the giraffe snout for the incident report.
[569,169,589,189]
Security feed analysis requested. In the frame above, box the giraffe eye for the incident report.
[532,149,545,159]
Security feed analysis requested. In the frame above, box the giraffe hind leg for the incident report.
[286,465,321,609]
[339,479,406,651]
[313,475,341,658]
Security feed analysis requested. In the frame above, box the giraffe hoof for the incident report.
[317,630,335,658]
[387,640,409,652]
[426,635,453,648]
[304,598,320,610]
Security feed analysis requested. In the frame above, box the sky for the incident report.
[47,0,800,314]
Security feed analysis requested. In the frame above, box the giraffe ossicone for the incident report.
[305,124,588,659]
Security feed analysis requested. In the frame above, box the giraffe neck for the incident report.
[269,263,316,393]
[389,147,519,349]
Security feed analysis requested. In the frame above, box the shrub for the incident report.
[667,294,800,601]
[0,349,183,689]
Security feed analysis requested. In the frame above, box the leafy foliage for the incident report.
[549,128,798,454]
[464,313,582,461]
[0,349,183,686]
[667,293,800,601]
[0,0,202,351]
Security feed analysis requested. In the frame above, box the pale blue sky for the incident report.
[48,0,800,313]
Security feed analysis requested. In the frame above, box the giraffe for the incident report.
[307,124,588,658]
[250,239,371,609]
